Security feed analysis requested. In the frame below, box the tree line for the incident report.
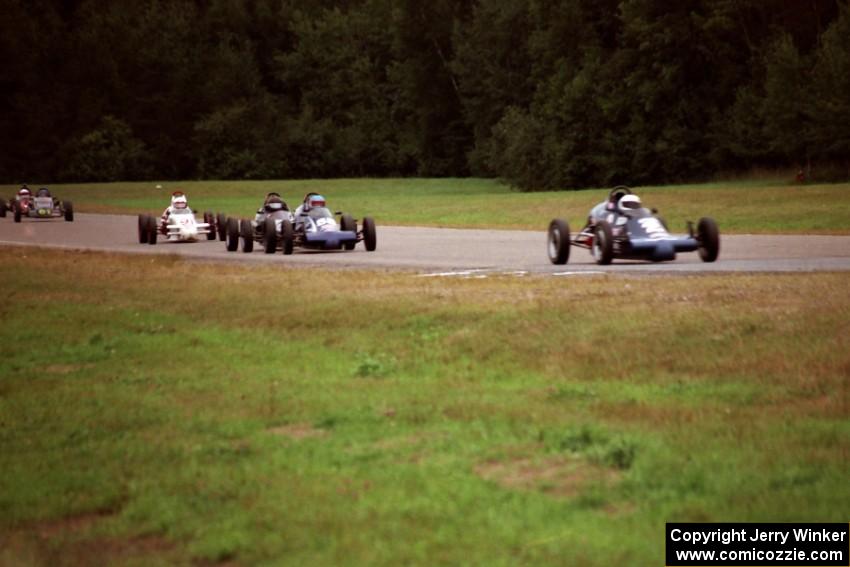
[1,0,848,190]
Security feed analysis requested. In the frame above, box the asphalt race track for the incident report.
[2,213,850,275]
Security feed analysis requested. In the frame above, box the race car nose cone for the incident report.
[651,240,676,262]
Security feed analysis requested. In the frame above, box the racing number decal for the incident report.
[638,217,667,239]
[315,217,335,232]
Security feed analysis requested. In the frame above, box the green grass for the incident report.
[4,177,849,233]
[1,248,848,565]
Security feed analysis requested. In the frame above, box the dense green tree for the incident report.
[808,4,850,178]
[60,116,151,181]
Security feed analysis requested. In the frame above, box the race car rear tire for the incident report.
[64,201,74,222]
[340,214,357,250]
[697,217,720,262]
[147,214,158,245]
[138,214,149,244]
[13,201,21,223]
[362,217,377,252]
[263,217,277,253]
[216,213,227,241]
[0,200,6,218]
[281,219,294,255]
[240,219,254,253]
[225,217,239,252]
[593,220,613,265]
[547,218,570,265]
[204,211,216,240]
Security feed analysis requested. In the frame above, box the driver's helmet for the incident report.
[171,191,188,210]
[304,194,326,211]
[617,194,642,214]
[265,195,285,212]
[17,187,31,199]
[264,192,281,204]
[37,187,51,197]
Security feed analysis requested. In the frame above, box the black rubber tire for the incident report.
[263,217,277,253]
[340,214,357,250]
[203,211,215,240]
[138,214,149,244]
[147,214,158,245]
[240,219,254,253]
[0,201,6,218]
[362,217,376,251]
[593,220,613,265]
[64,201,74,222]
[280,219,294,255]
[697,217,720,262]
[216,213,227,241]
[547,218,571,265]
[225,217,239,252]
[13,201,21,223]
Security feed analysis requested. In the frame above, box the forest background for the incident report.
[2,0,848,190]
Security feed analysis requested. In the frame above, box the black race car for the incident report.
[225,195,295,254]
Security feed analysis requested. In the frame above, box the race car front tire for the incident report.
[13,202,21,223]
[146,215,158,245]
[281,220,294,255]
[138,214,149,244]
[697,217,720,262]
[263,217,277,253]
[362,217,377,252]
[240,219,254,253]
[0,201,6,218]
[226,217,240,252]
[340,214,357,250]
[593,220,613,265]
[64,201,74,222]
[547,218,570,265]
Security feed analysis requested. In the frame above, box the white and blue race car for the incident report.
[547,186,719,265]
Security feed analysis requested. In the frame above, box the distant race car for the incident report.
[547,186,719,265]
[227,193,377,255]
[137,209,218,245]
[3,188,73,222]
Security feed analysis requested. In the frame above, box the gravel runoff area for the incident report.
[2,213,850,275]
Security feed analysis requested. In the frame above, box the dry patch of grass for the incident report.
[476,454,620,499]
[0,510,177,567]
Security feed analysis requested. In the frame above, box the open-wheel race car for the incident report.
[3,187,73,222]
[225,193,294,254]
[547,186,719,265]
[137,192,218,245]
[137,209,219,245]
[226,193,377,255]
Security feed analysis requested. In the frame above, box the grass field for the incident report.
[1,248,848,565]
[3,178,849,234]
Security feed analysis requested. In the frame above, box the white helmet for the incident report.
[618,194,642,214]
[171,191,188,209]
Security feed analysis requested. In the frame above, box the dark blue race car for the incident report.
[547,186,719,265]
[289,206,377,254]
